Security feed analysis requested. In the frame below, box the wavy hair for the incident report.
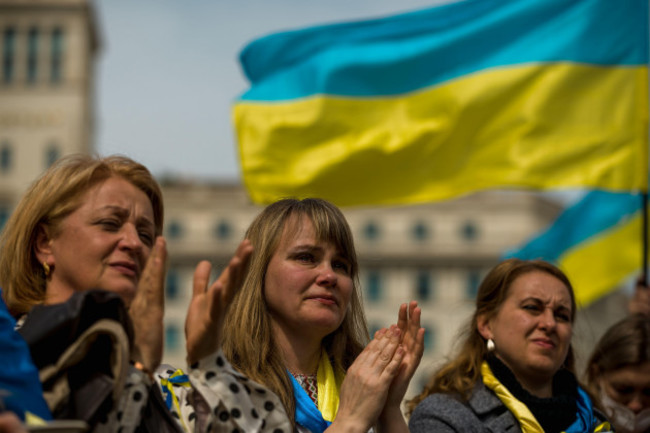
[0,154,163,315]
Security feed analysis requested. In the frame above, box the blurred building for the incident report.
[0,0,100,227]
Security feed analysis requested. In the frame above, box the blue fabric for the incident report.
[289,373,331,433]
[565,387,599,432]
[0,290,51,420]
[239,0,648,100]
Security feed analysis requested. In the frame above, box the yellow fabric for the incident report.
[235,63,648,207]
[481,362,545,433]
[481,362,612,433]
[316,351,344,422]
[25,412,47,426]
[561,212,644,307]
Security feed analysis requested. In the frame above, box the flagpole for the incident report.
[644,8,650,288]
[641,191,648,287]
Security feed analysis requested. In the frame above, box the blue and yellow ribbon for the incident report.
[160,369,192,431]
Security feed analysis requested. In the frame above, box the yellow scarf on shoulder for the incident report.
[316,351,345,422]
[480,362,611,433]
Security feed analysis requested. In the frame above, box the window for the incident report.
[365,270,382,302]
[214,220,232,240]
[45,144,59,168]
[166,269,179,300]
[412,221,429,241]
[423,324,435,353]
[0,205,10,232]
[27,27,39,84]
[0,143,11,172]
[416,271,433,302]
[3,27,15,83]
[165,323,181,351]
[167,220,183,239]
[461,221,479,241]
[466,270,482,299]
[363,221,380,241]
[50,27,63,83]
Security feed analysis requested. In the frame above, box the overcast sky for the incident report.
[94,0,448,181]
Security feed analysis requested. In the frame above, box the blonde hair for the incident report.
[222,198,369,427]
[585,313,650,398]
[0,154,163,315]
[407,258,576,413]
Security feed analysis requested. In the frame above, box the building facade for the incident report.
[0,0,99,228]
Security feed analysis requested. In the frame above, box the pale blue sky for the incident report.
[94,0,446,181]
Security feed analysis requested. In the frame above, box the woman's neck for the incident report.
[272,321,322,375]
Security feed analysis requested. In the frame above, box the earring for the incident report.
[42,262,50,277]
[487,338,495,352]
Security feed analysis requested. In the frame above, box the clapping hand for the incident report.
[130,236,167,372]
[185,240,253,365]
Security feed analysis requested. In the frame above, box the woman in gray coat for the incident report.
[408,259,611,433]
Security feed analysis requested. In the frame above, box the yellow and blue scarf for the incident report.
[480,362,612,433]
[290,351,344,433]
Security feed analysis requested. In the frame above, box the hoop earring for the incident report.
[487,338,495,352]
[42,262,51,277]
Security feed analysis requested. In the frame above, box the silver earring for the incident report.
[487,338,495,352]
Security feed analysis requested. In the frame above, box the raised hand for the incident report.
[386,301,425,407]
[185,239,253,365]
[327,326,405,433]
[130,236,167,373]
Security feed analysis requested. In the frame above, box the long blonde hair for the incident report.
[407,259,576,413]
[0,154,163,315]
[222,198,369,427]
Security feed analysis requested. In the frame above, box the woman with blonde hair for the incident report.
[222,197,424,433]
[585,313,650,433]
[0,154,290,432]
[408,258,610,432]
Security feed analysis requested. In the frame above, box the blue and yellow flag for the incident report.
[505,191,644,306]
[234,0,648,206]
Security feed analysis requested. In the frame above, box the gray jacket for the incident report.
[408,381,522,433]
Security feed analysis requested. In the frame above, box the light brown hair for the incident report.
[0,154,163,315]
[222,198,369,427]
[407,258,576,413]
[585,313,650,397]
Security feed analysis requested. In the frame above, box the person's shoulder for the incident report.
[409,392,477,433]
[409,383,519,433]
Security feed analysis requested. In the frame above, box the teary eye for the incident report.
[332,260,350,275]
[295,252,315,263]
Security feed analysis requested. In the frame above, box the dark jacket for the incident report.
[409,380,610,433]
[409,381,520,433]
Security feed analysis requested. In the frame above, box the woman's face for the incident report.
[601,362,650,413]
[37,176,156,306]
[479,271,573,390]
[264,214,353,342]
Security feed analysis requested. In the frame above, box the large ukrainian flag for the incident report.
[234,0,648,206]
